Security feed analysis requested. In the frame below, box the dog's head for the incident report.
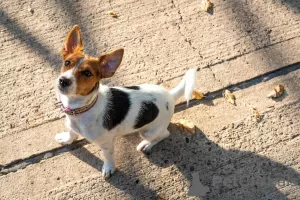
[57,25,124,96]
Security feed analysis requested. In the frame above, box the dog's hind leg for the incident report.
[137,127,170,152]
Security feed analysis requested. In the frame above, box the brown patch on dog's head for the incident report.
[59,25,124,96]
[73,56,101,95]
[61,51,85,73]
[60,25,85,73]
[73,49,124,95]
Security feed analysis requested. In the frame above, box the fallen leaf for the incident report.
[175,119,195,134]
[268,84,284,98]
[192,90,205,100]
[200,0,213,12]
[27,7,34,14]
[222,90,236,105]
[252,108,261,122]
[156,196,166,200]
[108,11,118,18]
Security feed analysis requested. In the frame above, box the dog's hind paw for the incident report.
[55,132,78,145]
[102,163,116,178]
[136,140,155,152]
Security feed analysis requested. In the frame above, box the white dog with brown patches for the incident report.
[55,25,196,178]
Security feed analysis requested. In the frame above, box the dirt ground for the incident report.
[0,0,300,199]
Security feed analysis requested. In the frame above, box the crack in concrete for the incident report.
[175,62,300,112]
[169,0,300,85]
[171,0,198,52]
[0,140,89,176]
[201,34,300,71]
[164,34,300,84]
[207,66,223,85]
[1,62,299,176]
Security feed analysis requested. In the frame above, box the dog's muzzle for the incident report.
[59,77,72,88]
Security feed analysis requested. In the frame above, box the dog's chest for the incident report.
[68,115,104,141]
[68,119,81,133]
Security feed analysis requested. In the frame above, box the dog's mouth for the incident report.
[58,85,69,94]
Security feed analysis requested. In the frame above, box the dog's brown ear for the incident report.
[62,25,83,59]
[99,49,124,78]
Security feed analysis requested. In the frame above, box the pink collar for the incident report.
[62,95,98,115]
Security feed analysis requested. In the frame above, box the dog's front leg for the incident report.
[55,130,78,145]
[97,138,116,178]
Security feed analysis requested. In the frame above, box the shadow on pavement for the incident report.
[145,124,300,199]
[281,0,300,12]
[71,146,158,199]
[0,0,99,70]
[0,9,60,67]
[70,121,300,199]
[55,0,97,56]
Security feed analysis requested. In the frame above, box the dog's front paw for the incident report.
[55,132,78,145]
[102,163,116,178]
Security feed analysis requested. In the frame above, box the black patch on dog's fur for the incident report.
[166,102,169,110]
[124,86,140,90]
[103,88,131,130]
[134,101,159,129]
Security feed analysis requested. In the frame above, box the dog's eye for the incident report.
[65,60,71,66]
[82,70,92,77]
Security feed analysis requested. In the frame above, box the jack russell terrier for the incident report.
[55,25,196,178]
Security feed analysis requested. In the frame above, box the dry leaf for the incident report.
[156,196,166,200]
[252,108,261,122]
[268,84,284,98]
[27,7,34,14]
[200,0,213,12]
[192,90,205,100]
[222,90,236,105]
[175,119,195,134]
[108,11,118,18]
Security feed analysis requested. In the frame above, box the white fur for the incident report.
[56,68,196,178]
[170,68,197,106]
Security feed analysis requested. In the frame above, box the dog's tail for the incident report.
[169,68,197,106]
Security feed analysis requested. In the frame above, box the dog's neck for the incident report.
[59,90,98,110]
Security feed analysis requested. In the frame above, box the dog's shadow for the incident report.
[71,146,158,200]
[146,124,300,199]
[71,123,300,199]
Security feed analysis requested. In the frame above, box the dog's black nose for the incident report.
[59,77,72,88]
